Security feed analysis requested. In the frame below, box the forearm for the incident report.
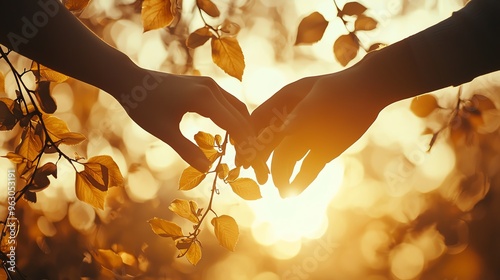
[0,0,143,97]
[356,0,500,104]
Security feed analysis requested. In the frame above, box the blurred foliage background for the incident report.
[2,0,500,279]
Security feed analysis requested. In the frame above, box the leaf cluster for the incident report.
[149,131,261,265]
[295,1,385,66]
[141,0,245,80]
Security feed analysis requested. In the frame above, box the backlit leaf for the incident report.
[142,0,176,32]
[87,155,124,188]
[203,148,221,163]
[368,42,386,52]
[410,94,439,117]
[197,0,220,17]
[93,249,123,271]
[194,131,215,149]
[217,163,229,179]
[31,63,68,83]
[3,152,24,164]
[227,166,240,181]
[186,241,202,265]
[354,15,378,31]
[294,12,329,45]
[211,37,245,81]
[148,217,184,239]
[333,33,359,66]
[17,128,43,161]
[35,81,57,114]
[341,2,367,16]
[59,132,86,145]
[42,114,86,145]
[229,178,262,200]
[215,134,222,147]
[169,199,199,223]
[75,171,107,209]
[179,166,206,190]
[186,27,213,49]
[470,94,496,111]
[63,0,91,11]
[211,215,239,251]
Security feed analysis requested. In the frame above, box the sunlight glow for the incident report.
[250,159,344,247]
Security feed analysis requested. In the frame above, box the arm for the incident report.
[0,0,269,181]
[252,0,500,196]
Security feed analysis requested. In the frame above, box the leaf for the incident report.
[169,199,199,223]
[470,94,496,111]
[197,0,220,17]
[179,166,206,190]
[215,134,222,147]
[42,114,86,145]
[141,0,176,32]
[0,98,18,131]
[217,163,229,179]
[31,63,68,83]
[24,191,37,203]
[341,2,367,16]
[59,132,87,145]
[3,152,24,164]
[186,27,213,49]
[35,81,57,114]
[189,200,199,218]
[75,171,107,209]
[93,249,123,271]
[211,37,245,81]
[31,162,57,192]
[211,215,239,251]
[333,33,359,66]
[87,155,124,188]
[63,0,91,11]
[294,12,329,45]
[227,166,240,181]
[16,128,43,161]
[220,19,241,36]
[229,178,262,200]
[354,15,378,31]
[148,217,184,239]
[367,42,386,52]
[410,94,439,118]
[186,241,202,265]
[194,131,215,149]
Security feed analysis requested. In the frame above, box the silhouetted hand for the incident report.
[251,70,387,197]
[124,70,268,183]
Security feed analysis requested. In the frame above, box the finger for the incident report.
[251,159,269,185]
[271,134,310,196]
[219,87,251,121]
[288,148,332,195]
[162,125,211,173]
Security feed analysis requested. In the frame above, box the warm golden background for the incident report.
[2,0,500,279]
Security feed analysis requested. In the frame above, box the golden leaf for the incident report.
[214,134,222,147]
[211,215,239,251]
[294,12,329,45]
[179,166,206,190]
[186,27,213,49]
[17,128,43,161]
[220,20,241,36]
[31,63,68,83]
[148,217,184,239]
[42,114,86,145]
[194,131,215,149]
[333,33,359,66]
[196,0,220,17]
[35,81,57,114]
[75,171,107,209]
[410,94,439,118]
[217,163,229,179]
[31,162,57,192]
[87,155,124,188]
[227,166,240,182]
[59,132,87,145]
[186,241,202,265]
[168,199,199,223]
[93,249,123,271]
[141,0,176,32]
[211,37,245,81]
[354,15,378,31]
[3,152,24,164]
[63,0,91,11]
[341,2,367,16]
[228,178,262,200]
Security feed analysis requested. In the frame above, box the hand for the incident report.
[121,70,268,183]
[251,70,387,197]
